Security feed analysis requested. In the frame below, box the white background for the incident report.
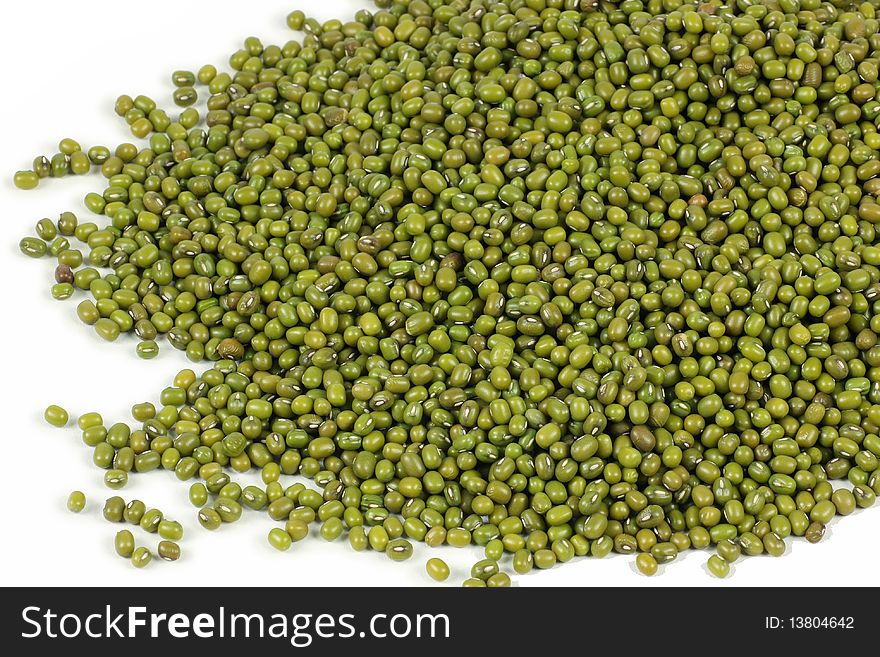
[0,0,876,588]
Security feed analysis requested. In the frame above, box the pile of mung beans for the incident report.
[15,0,880,583]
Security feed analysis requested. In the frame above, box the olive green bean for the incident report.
[66,491,86,513]
[16,0,880,585]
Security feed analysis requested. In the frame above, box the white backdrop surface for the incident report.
[0,0,876,587]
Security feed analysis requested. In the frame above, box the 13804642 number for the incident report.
[790,617,855,629]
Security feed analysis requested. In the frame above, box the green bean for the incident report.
[66,491,86,513]
[140,508,163,533]
[16,0,880,585]
[348,526,367,551]
[320,517,344,542]
[102,496,125,523]
[486,572,511,588]
[471,559,499,581]
[171,70,195,87]
[136,340,159,359]
[158,520,183,540]
[124,500,146,525]
[426,558,450,582]
[189,483,208,507]
[115,530,135,558]
[636,553,659,576]
[198,507,221,531]
[104,469,128,490]
[50,283,74,300]
[13,170,39,190]
[268,528,292,552]
[805,522,826,544]
[131,546,152,568]
[707,555,731,579]
[158,540,181,561]
[44,405,69,428]
[19,237,46,258]
[385,538,413,562]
